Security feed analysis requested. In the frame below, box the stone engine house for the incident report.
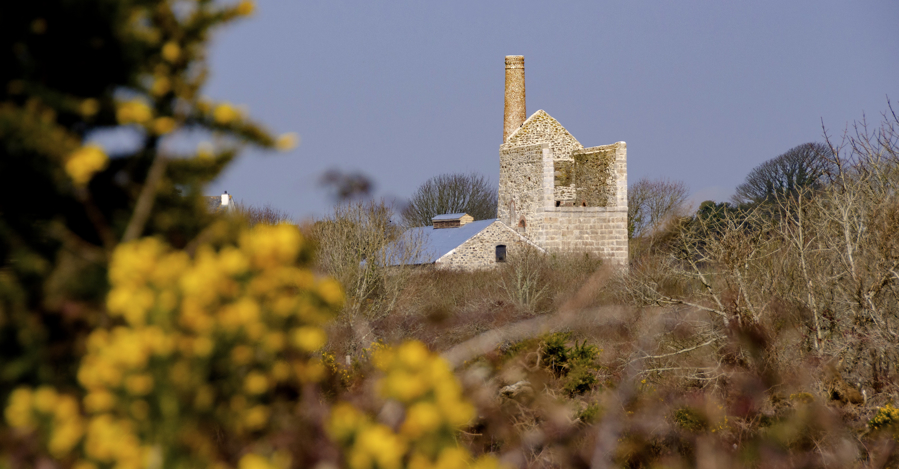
[392,56,628,269]
[498,55,628,265]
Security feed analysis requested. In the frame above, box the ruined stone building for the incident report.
[498,55,628,265]
[392,56,628,269]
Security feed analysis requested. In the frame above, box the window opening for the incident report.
[495,245,507,263]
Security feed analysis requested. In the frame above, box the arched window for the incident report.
[495,245,507,263]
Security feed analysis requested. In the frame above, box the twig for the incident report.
[122,154,168,242]
[633,337,720,361]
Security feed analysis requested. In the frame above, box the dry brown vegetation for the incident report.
[312,108,899,467]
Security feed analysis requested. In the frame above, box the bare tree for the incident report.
[623,105,899,394]
[236,203,292,226]
[401,172,498,227]
[627,178,689,239]
[311,199,423,323]
[731,142,835,205]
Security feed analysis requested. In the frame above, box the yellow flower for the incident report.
[48,420,85,457]
[328,402,365,442]
[291,326,326,352]
[239,453,275,469]
[434,447,470,469]
[84,390,116,413]
[65,145,109,186]
[243,405,270,430]
[125,374,154,396]
[4,387,34,429]
[219,247,249,275]
[244,372,269,395]
[317,279,344,308]
[151,77,171,96]
[397,341,429,370]
[235,0,255,16]
[275,132,299,151]
[32,386,59,413]
[153,116,176,134]
[116,99,153,124]
[80,98,99,117]
[161,41,181,62]
[381,370,427,403]
[213,103,238,124]
[356,424,406,469]
[470,455,505,469]
[401,402,442,438]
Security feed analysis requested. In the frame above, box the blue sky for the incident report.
[201,0,899,220]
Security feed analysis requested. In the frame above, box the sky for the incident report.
[200,0,899,220]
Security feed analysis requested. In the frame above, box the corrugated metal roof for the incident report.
[389,219,497,265]
[431,213,469,221]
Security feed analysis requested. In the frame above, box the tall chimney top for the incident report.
[503,55,526,143]
[505,55,524,68]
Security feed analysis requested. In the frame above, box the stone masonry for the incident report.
[503,56,526,143]
[435,221,543,270]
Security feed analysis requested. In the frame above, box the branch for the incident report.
[122,154,168,242]
[633,337,721,361]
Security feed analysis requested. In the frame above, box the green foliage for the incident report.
[672,407,706,432]
[576,403,602,424]
[539,333,601,396]
[0,0,280,402]
[563,366,599,397]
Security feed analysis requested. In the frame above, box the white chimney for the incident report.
[221,191,231,207]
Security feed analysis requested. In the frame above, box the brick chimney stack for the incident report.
[503,55,526,143]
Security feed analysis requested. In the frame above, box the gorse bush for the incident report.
[0,1,493,468]
[328,342,503,469]
[6,225,344,467]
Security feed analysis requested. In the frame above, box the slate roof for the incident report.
[431,213,468,221]
[390,219,497,265]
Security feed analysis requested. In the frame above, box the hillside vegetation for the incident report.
[310,109,899,467]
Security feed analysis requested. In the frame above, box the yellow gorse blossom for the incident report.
[213,102,239,124]
[153,116,177,134]
[328,341,505,469]
[4,223,344,468]
[275,132,299,151]
[161,41,181,62]
[79,98,99,117]
[3,387,85,458]
[116,99,153,124]
[65,144,109,186]
[236,0,256,16]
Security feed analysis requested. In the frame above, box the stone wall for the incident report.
[533,209,628,264]
[572,146,615,207]
[498,108,628,265]
[498,142,545,233]
[504,110,583,159]
[435,221,543,270]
